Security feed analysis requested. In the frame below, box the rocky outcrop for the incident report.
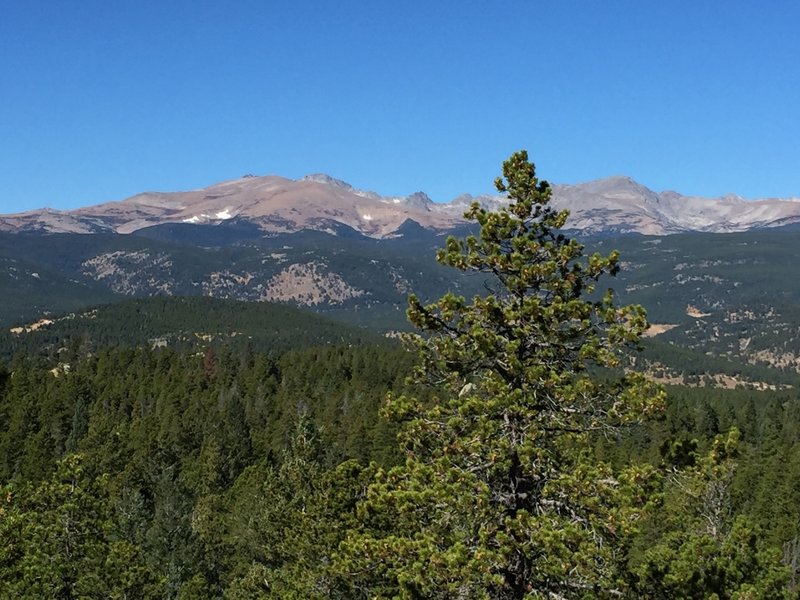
[4,173,800,237]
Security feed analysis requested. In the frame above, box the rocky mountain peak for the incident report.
[300,174,355,191]
[4,173,800,238]
[449,193,475,206]
[404,192,433,211]
[569,176,660,203]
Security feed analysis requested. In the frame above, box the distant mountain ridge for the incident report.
[550,177,800,235]
[3,173,800,237]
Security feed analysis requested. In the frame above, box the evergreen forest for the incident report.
[3,152,800,598]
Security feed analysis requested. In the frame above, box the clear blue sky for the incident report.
[2,1,799,212]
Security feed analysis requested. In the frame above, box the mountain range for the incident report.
[4,173,800,237]
[5,171,800,388]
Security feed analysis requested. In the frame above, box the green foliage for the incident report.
[0,342,410,596]
[336,151,665,598]
[0,224,488,331]
[0,296,386,362]
[199,416,376,599]
[0,454,165,599]
[2,153,800,598]
[631,430,790,599]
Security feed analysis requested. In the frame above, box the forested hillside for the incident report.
[3,343,800,598]
[7,226,800,385]
[0,344,410,597]
[0,296,385,362]
[0,224,485,331]
[2,153,799,598]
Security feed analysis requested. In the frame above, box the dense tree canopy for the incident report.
[0,152,796,598]
[336,151,665,598]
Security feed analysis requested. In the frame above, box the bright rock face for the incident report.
[3,174,800,237]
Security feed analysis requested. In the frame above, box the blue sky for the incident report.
[2,1,799,212]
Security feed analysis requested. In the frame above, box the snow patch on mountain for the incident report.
[5,173,800,238]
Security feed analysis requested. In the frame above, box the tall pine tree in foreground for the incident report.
[336,151,665,599]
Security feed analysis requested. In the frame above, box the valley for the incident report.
[4,165,800,597]
[4,219,800,390]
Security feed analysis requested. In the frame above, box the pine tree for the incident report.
[631,429,790,599]
[199,415,375,599]
[336,150,665,599]
[0,454,165,599]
